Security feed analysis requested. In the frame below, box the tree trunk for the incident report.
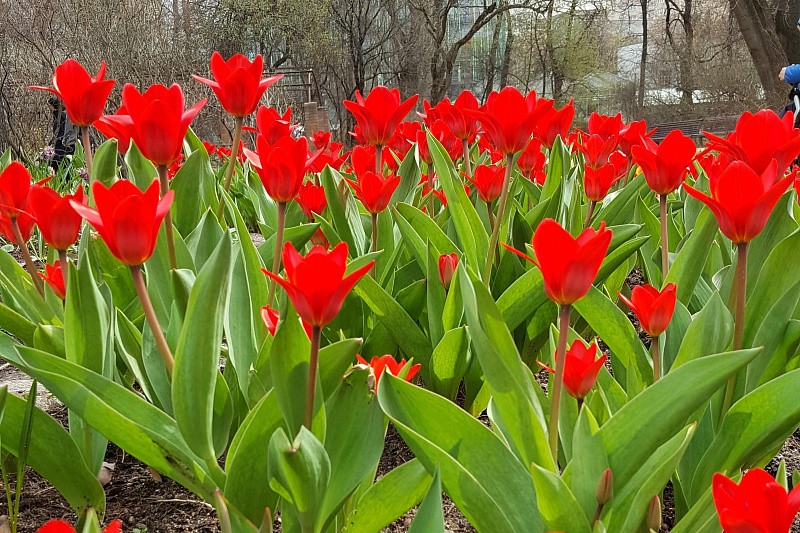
[729,0,789,104]
[483,14,503,99]
[678,0,694,106]
[499,9,513,87]
[638,0,647,108]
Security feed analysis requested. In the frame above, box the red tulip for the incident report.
[30,59,115,127]
[416,120,463,165]
[192,51,282,117]
[619,283,676,337]
[587,112,624,142]
[255,106,296,144]
[584,154,627,202]
[467,87,554,155]
[539,340,607,400]
[0,212,35,243]
[389,121,423,158]
[312,131,331,149]
[537,99,575,148]
[631,129,696,195]
[346,171,401,214]
[295,181,327,219]
[262,242,374,327]
[0,161,32,219]
[713,469,800,533]
[36,519,121,533]
[422,91,480,141]
[39,261,66,300]
[27,185,85,251]
[467,164,505,203]
[618,119,652,158]
[70,180,173,266]
[575,132,618,170]
[350,144,399,177]
[94,105,131,154]
[261,305,312,338]
[438,253,458,289]
[421,183,448,207]
[245,135,310,203]
[503,218,612,305]
[704,109,800,175]
[101,84,206,167]
[356,354,421,389]
[684,159,793,244]
[344,86,419,146]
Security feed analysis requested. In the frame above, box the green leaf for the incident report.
[664,208,718,304]
[322,166,366,255]
[171,147,219,235]
[408,467,445,533]
[671,292,733,370]
[565,408,609,523]
[598,349,759,490]
[429,326,469,401]
[318,367,385,529]
[268,426,331,533]
[378,374,542,533]
[530,464,591,533]
[186,210,225,269]
[0,387,106,514]
[344,459,431,532]
[0,303,36,346]
[224,391,282,524]
[690,368,800,502]
[91,139,119,186]
[173,234,233,465]
[394,202,459,271]
[124,141,158,190]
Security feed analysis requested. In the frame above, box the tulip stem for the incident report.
[659,194,669,280]
[81,126,94,179]
[584,201,596,230]
[267,202,287,304]
[375,144,383,174]
[130,265,174,377]
[58,250,69,288]
[427,169,435,218]
[483,153,514,285]
[157,165,178,270]
[462,139,472,178]
[304,325,322,430]
[371,212,379,254]
[486,200,496,232]
[216,116,244,224]
[721,242,748,418]
[11,218,43,296]
[651,335,661,382]
[548,303,571,465]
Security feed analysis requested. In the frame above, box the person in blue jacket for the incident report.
[779,18,800,84]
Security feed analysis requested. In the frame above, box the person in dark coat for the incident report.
[47,96,75,168]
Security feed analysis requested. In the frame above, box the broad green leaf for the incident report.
[91,139,118,186]
[171,146,219,235]
[124,140,158,190]
[671,292,733,370]
[565,408,609,523]
[322,166,366,255]
[173,235,233,465]
[186,210,225,269]
[429,326,469,401]
[531,464,591,533]
[664,208,718,304]
[598,349,759,488]
[268,426,331,533]
[344,459,431,533]
[747,281,800,390]
[0,303,36,345]
[408,467,445,533]
[378,374,542,533]
[394,202,458,271]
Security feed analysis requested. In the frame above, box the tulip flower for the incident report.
[344,86,419,148]
[416,120,463,166]
[504,218,612,306]
[632,129,696,277]
[102,83,206,169]
[438,253,458,289]
[71,179,175,374]
[27,185,85,252]
[537,99,575,148]
[618,119,652,158]
[575,132,619,170]
[587,112,624,141]
[93,104,131,154]
[684,160,793,245]
[30,59,115,128]
[505,218,611,461]
[346,171,400,252]
[263,242,374,429]
[356,354,421,391]
[467,164,505,203]
[36,518,122,533]
[704,109,800,175]
[422,90,480,141]
[468,87,553,156]
[312,131,332,149]
[254,106,296,145]
[261,305,312,339]
[713,469,800,533]
[539,339,607,401]
[192,51,282,118]
[583,152,628,228]
[350,144,399,177]
[295,181,327,220]
[0,161,42,294]
[518,139,547,185]
[39,261,66,300]
[620,282,677,381]
[389,121,422,159]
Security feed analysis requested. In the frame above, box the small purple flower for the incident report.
[77,167,90,181]
[43,146,56,159]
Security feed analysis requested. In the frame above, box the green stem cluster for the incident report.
[548,304,572,464]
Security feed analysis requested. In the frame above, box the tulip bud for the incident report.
[438,253,458,289]
[595,469,614,506]
[646,495,662,532]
